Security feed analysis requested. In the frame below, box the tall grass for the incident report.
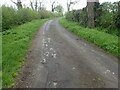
[59,19,119,57]
[2,18,51,88]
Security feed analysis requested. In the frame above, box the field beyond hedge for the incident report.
[2,18,51,88]
[59,19,119,57]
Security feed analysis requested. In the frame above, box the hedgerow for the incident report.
[2,5,62,31]
[65,1,119,36]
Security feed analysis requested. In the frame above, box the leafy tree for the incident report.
[55,5,63,13]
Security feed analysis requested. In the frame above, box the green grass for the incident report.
[59,18,119,57]
[2,18,51,88]
[0,32,2,89]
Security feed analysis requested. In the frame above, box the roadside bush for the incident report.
[96,2,119,35]
[38,9,52,19]
[65,1,119,36]
[16,8,40,25]
[38,9,62,19]
[2,6,40,31]
[2,5,62,31]
[66,10,75,21]
[2,6,17,30]
[65,8,87,27]
[2,6,41,31]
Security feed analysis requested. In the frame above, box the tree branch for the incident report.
[11,0,17,4]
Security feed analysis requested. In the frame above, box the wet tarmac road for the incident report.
[15,18,118,88]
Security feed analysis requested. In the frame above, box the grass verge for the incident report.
[59,18,119,57]
[2,18,51,88]
[0,32,2,89]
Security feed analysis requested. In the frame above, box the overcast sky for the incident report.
[0,0,120,12]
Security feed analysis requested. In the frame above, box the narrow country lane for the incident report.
[15,18,118,88]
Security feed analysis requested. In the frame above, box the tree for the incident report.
[30,0,34,10]
[11,0,22,9]
[54,5,63,13]
[67,0,79,11]
[94,1,101,27]
[51,1,56,12]
[39,0,44,10]
[35,0,38,11]
[117,1,120,30]
[30,0,44,11]
[86,0,99,28]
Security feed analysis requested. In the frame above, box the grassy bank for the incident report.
[2,18,51,88]
[0,32,2,89]
[59,19,119,57]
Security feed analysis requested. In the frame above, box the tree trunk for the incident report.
[87,0,95,28]
[35,0,38,11]
[87,0,99,28]
[52,5,54,12]
[30,1,34,10]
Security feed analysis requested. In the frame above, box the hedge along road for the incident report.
[15,18,118,88]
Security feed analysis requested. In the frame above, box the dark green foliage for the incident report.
[65,1,119,36]
[96,2,119,35]
[54,5,63,13]
[2,6,40,31]
[16,8,40,24]
[94,2,101,27]
[2,6,62,31]
[2,6,17,30]
[65,8,87,27]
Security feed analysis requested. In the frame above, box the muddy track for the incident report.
[14,18,118,88]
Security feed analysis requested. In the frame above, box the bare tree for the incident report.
[35,0,38,11]
[30,0,44,11]
[30,0,34,10]
[39,1,42,10]
[67,0,79,11]
[11,0,22,9]
[51,1,56,12]
[39,0,44,10]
